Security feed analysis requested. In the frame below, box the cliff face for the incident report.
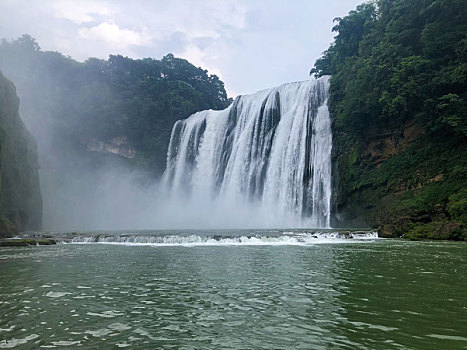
[0,71,42,237]
[332,119,466,240]
[332,121,423,226]
[81,136,136,159]
[359,122,426,168]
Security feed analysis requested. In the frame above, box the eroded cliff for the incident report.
[0,71,42,237]
[332,121,466,240]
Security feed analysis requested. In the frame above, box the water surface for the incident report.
[0,230,465,349]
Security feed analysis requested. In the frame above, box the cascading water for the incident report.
[163,76,332,228]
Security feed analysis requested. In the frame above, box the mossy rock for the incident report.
[37,239,56,245]
[403,221,466,241]
[377,215,415,238]
[0,238,57,247]
[23,239,37,245]
[0,239,29,247]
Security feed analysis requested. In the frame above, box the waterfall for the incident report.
[163,76,332,228]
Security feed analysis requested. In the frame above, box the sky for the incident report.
[0,0,363,97]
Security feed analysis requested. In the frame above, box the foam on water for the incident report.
[67,231,378,247]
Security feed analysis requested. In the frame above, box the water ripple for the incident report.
[0,235,465,349]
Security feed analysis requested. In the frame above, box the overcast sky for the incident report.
[0,0,362,97]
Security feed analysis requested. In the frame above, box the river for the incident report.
[0,230,465,349]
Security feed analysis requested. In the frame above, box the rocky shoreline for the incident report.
[0,238,56,247]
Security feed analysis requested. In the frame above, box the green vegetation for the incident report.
[0,35,231,173]
[0,71,42,235]
[312,0,467,239]
[0,238,56,247]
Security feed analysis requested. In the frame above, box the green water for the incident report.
[0,235,465,349]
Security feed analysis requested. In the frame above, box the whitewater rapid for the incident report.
[68,231,378,247]
[163,77,332,228]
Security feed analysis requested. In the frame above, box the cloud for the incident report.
[51,0,113,24]
[179,44,222,74]
[0,0,364,96]
[78,21,150,48]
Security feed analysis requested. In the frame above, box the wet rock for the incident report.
[0,238,57,247]
[0,216,19,238]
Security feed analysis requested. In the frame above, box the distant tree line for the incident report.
[0,35,231,174]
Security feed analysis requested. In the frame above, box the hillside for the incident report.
[0,37,231,230]
[312,0,467,239]
[0,36,231,174]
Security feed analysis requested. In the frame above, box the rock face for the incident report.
[82,136,136,159]
[0,71,42,237]
[361,121,426,168]
[332,118,466,240]
[332,121,423,226]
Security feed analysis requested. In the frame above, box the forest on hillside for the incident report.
[0,35,231,174]
[312,0,466,239]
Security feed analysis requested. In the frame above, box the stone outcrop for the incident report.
[331,117,466,240]
[81,136,136,159]
[361,121,426,167]
[332,121,428,228]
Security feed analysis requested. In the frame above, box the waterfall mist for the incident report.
[4,57,331,231]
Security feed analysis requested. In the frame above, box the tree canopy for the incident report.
[312,0,467,138]
[0,35,231,173]
[311,0,467,239]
